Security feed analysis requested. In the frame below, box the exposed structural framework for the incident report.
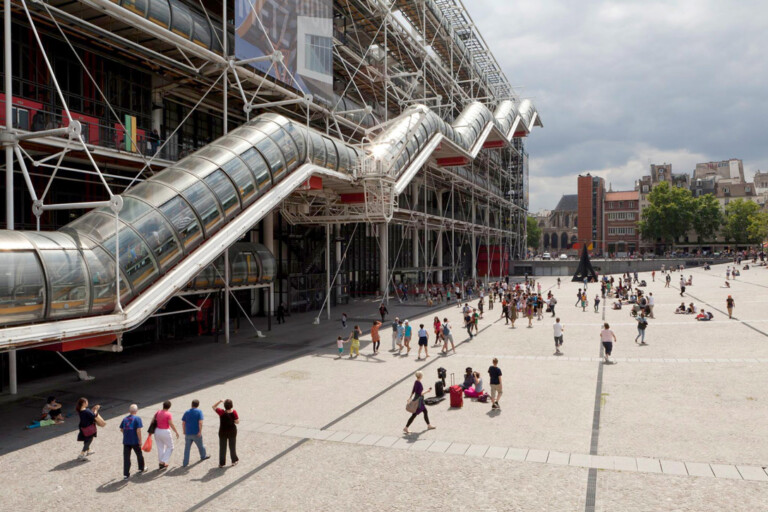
[0,0,541,390]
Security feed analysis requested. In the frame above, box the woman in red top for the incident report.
[432,316,442,346]
[212,399,240,467]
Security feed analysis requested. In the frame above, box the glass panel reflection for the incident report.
[203,170,240,218]
[83,246,116,314]
[41,250,90,319]
[102,224,159,294]
[158,196,202,250]
[133,210,183,271]
[180,181,223,237]
[0,252,45,324]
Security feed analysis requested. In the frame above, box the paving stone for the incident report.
[636,458,662,473]
[358,434,382,445]
[409,439,434,452]
[660,459,688,476]
[613,456,637,472]
[267,424,292,435]
[525,449,549,463]
[340,432,366,444]
[373,436,399,448]
[685,462,714,477]
[591,455,614,470]
[391,438,413,450]
[283,426,311,438]
[465,444,489,457]
[546,451,570,465]
[445,442,470,455]
[569,453,591,467]
[505,448,528,461]
[326,431,351,442]
[256,423,281,433]
[308,429,333,440]
[426,440,451,453]
[710,464,742,479]
[736,466,768,482]
[484,446,508,459]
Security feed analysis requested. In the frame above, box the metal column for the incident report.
[325,224,331,320]
[379,222,389,302]
[5,0,18,394]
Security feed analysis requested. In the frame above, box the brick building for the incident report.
[577,174,605,254]
[604,190,640,256]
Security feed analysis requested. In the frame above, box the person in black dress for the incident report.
[75,397,100,460]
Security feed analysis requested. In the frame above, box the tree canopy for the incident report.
[691,193,723,244]
[722,199,767,245]
[527,216,542,249]
[638,181,695,244]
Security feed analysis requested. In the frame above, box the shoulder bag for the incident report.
[147,412,158,435]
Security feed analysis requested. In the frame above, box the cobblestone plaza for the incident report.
[1,262,767,510]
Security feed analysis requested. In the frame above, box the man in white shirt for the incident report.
[553,318,564,355]
[648,293,655,318]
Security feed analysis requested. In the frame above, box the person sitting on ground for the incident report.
[612,301,622,310]
[696,309,714,321]
[686,303,697,315]
[463,372,486,398]
[722,281,731,288]
[704,263,711,270]
[460,367,475,390]
[686,275,693,286]
[639,280,647,287]
[675,302,686,314]
[733,269,740,277]
[26,396,66,429]
[744,264,750,270]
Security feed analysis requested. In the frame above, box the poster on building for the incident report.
[235,0,334,105]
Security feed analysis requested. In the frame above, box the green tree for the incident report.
[691,194,723,245]
[723,199,763,245]
[748,211,768,244]
[638,181,695,246]
[527,216,542,249]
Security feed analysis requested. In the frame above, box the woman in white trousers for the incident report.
[153,400,180,469]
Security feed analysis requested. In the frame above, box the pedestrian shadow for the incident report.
[486,409,501,418]
[131,469,166,483]
[192,466,229,482]
[401,431,423,443]
[50,459,86,471]
[96,478,129,493]
[165,465,191,477]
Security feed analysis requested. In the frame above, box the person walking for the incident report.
[679,277,686,297]
[276,302,286,324]
[416,324,430,360]
[557,277,561,289]
[648,293,655,318]
[391,317,400,352]
[581,292,588,312]
[75,397,100,461]
[651,270,656,282]
[347,324,362,358]
[154,401,180,470]
[635,313,649,345]
[403,372,435,434]
[553,318,564,355]
[182,400,210,467]
[575,288,582,307]
[120,404,145,479]
[379,303,388,323]
[594,294,601,313]
[212,399,239,467]
[341,313,347,329]
[549,295,557,318]
[665,273,671,288]
[441,318,456,354]
[601,323,618,364]
[371,320,381,354]
[432,316,443,347]
[402,320,412,355]
[464,309,474,339]
[726,295,735,319]
[488,358,503,409]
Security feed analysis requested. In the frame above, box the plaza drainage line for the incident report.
[186,308,506,510]
[585,292,608,512]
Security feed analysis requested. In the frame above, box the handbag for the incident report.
[80,423,97,437]
[405,398,420,414]
[94,414,106,427]
[141,436,153,453]
[147,412,158,435]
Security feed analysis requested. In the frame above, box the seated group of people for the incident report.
[696,309,714,321]
[26,396,65,429]
[675,302,697,315]
[461,368,488,399]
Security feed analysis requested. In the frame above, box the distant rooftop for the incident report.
[553,194,578,212]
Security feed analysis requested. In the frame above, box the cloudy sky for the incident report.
[470,0,768,212]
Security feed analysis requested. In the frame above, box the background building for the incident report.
[577,174,604,254]
[604,190,640,256]
[537,194,578,254]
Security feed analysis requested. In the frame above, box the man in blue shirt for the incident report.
[119,404,145,479]
[182,399,210,467]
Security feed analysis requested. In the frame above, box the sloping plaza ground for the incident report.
[1,262,767,511]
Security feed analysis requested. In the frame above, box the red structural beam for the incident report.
[436,156,470,167]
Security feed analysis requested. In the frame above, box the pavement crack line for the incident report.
[585,291,607,512]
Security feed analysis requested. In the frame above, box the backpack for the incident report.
[551,297,557,305]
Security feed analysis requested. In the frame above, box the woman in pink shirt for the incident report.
[600,323,617,364]
[153,400,180,469]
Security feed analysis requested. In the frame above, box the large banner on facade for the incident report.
[235,0,334,104]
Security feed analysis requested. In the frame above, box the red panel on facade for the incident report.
[436,157,470,167]
[37,334,117,353]
[513,131,528,138]
[301,176,323,190]
[482,140,505,149]
[340,193,366,203]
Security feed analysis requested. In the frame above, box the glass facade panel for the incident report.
[220,157,257,206]
[323,137,338,172]
[41,250,90,319]
[203,170,240,218]
[282,122,307,163]
[175,155,218,178]
[252,135,286,181]
[0,252,45,324]
[82,246,117,314]
[133,210,183,271]
[125,181,177,207]
[239,148,272,191]
[337,143,350,173]
[65,212,116,246]
[268,126,300,170]
[102,224,159,294]
[153,168,201,191]
[180,181,223,236]
[158,196,202,250]
[308,132,326,167]
[230,251,248,285]
[253,245,275,281]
